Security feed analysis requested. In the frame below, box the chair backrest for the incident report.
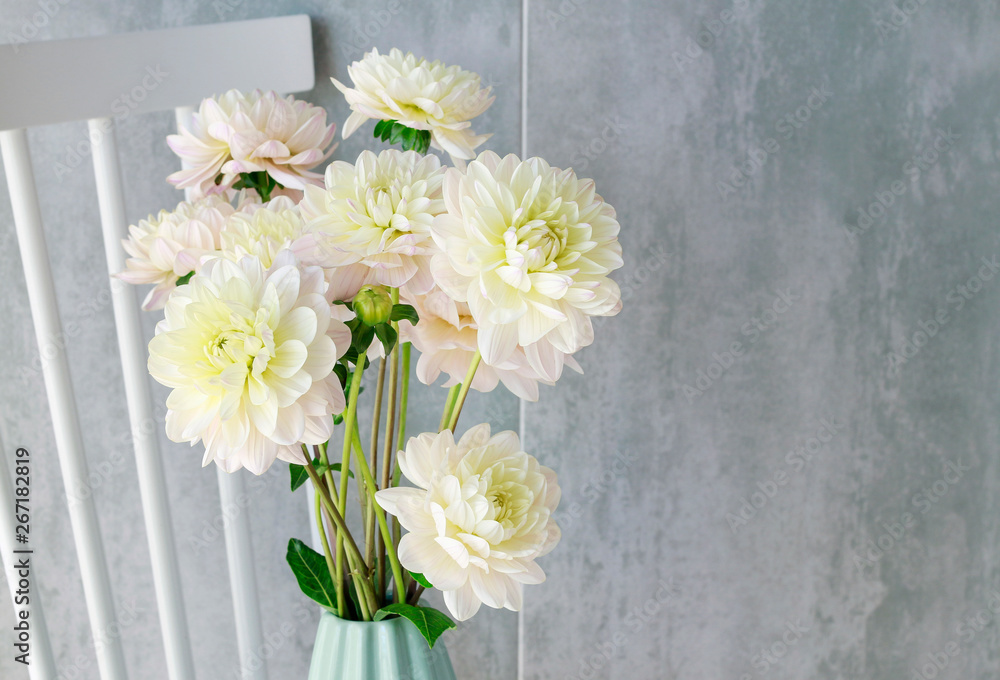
[0,16,316,680]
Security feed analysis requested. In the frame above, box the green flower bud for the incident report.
[354,285,393,326]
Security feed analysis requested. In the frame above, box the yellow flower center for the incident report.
[208,332,232,357]
[485,477,530,528]
[202,309,276,377]
[398,102,429,122]
[489,488,513,522]
[513,217,569,272]
[362,174,411,232]
[368,179,392,199]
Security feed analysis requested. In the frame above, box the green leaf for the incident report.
[390,303,419,325]
[400,126,418,151]
[409,571,433,589]
[373,119,391,139]
[175,271,194,287]
[286,538,338,611]
[333,364,349,389]
[340,348,359,368]
[239,172,260,191]
[289,463,309,492]
[290,460,352,492]
[315,462,353,479]
[374,603,456,648]
[231,171,282,202]
[353,324,376,354]
[374,323,398,355]
[378,119,398,141]
[416,130,432,154]
[389,122,406,145]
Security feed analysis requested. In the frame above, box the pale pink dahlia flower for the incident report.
[167,90,336,198]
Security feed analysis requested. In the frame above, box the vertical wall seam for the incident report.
[517,1,529,678]
[520,0,529,160]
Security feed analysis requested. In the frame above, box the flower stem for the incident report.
[349,422,383,613]
[447,350,482,432]
[312,442,343,612]
[393,343,410,549]
[334,357,370,618]
[338,359,366,511]
[367,357,387,572]
[379,290,401,599]
[439,383,461,431]
[304,460,375,618]
[312,472,343,615]
[369,358,386,469]
[383,290,400,487]
[314,443,339,534]
[352,426,406,605]
[395,342,411,470]
[382,293,400,492]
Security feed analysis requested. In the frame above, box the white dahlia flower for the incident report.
[117,195,236,310]
[167,90,336,197]
[220,196,304,269]
[333,48,494,163]
[430,151,624,380]
[147,252,350,475]
[401,288,579,402]
[300,149,445,293]
[375,425,560,621]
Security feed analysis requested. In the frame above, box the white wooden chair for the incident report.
[0,16,317,680]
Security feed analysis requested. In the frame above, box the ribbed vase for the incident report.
[308,612,457,680]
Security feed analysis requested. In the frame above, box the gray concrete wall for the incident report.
[2,1,1000,678]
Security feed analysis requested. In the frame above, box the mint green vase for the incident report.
[308,612,456,680]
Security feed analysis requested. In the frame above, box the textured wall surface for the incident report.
[2,1,1000,679]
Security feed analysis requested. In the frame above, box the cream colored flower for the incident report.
[117,196,236,310]
[167,90,336,197]
[430,151,623,381]
[401,288,579,402]
[147,252,350,475]
[300,149,445,293]
[333,48,494,162]
[220,196,303,269]
[375,425,560,621]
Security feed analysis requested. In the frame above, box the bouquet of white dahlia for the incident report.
[119,47,623,648]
